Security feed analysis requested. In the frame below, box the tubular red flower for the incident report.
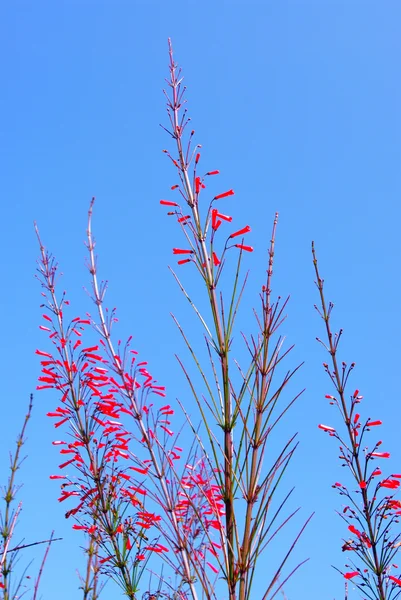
[217,211,232,222]
[234,244,253,252]
[213,252,220,266]
[371,452,390,458]
[36,349,52,358]
[229,225,251,239]
[389,576,401,586]
[195,177,205,194]
[214,189,234,200]
[130,467,149,475]
[367,420,382,427]
[380,479,400,489]
[160,425,173,436]
[173,248,193,255]
[344,571,359,579]
[348,525,362,537]
[178,259,192,265]
[59,458,75,469]
[160,200,179,206]
[206,170,220,176]
[318,424,335,432]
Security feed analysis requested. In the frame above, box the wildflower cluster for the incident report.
[313,244,401,600]
[160,43,252,280]
[34,216,224,599]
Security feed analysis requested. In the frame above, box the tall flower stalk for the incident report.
[313,243,401,600]
[160,40,309,600]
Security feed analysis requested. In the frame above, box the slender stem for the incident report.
[167,42,236,599]
[1,395,33,600]
[33,531,54,600]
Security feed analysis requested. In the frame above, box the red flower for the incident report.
[348,525,362,537]
[366,420,382,427]
[207,562,219,574]
[195,177,205,194]
[229,225,251,239]
[318,424,335,432]
[380,479,400,489]
[211,209,232,231]
[234,244,253,252]
[214,189,234,200]
[36,349,52,358]
[173,248,193,255]
[206,170,220,176]
[144,543,168,553]
[213,252,221,266]
[160,200,179,207]
[389,576,401,586]
[371,452,390,458]
[344,571,359,579]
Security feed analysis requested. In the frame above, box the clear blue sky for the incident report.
[1,1,401,599]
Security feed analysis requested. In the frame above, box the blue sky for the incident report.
[1,1,401,599]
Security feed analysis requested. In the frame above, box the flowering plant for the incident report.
[0,40,398,600]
